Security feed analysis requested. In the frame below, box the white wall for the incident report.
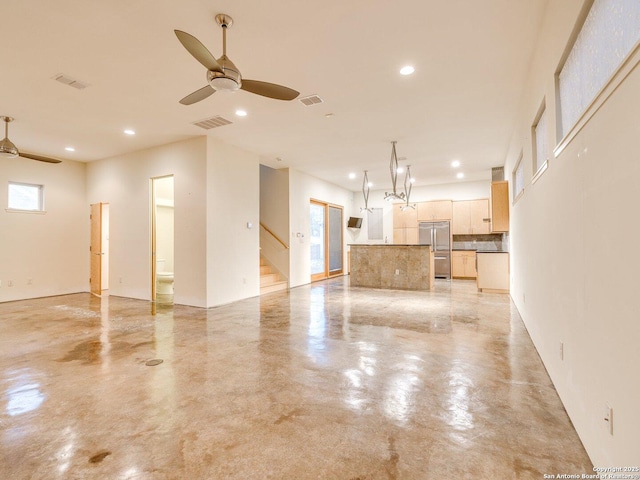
[504,0,640,465]
[87,137,208,307]
[206,137,260,307]
[0,159,87,302]
[289,169,354,288]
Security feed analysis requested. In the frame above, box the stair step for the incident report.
[260,273,281,287]
[260,265,272,275]
[260,280,288,295]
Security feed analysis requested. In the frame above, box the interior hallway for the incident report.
[0,278,591,479]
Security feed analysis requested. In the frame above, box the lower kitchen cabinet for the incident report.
[476,252,509,293]
[452,250,477,278]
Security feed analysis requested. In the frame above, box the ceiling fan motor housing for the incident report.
[207,55,241,91]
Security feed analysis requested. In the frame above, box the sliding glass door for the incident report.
[310,200,343,281]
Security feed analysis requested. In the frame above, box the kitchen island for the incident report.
[349,244,434,291]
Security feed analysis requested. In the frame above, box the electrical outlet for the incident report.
[604,403,613,435]
[395,269,400,275]
[559,342,564,361]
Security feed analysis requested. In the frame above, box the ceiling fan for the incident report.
[175,14,300,105]
[0,117,62,164]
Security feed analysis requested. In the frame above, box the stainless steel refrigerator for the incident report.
[418,221,451,279]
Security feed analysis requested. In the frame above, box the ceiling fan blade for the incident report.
[174,30,223,73]
[19,152,62,164]
[179,85,215,105]
[240,80,299,101]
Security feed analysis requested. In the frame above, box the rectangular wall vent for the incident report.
[492,166,505,181]
[299,94,324,106]
[52,73,89,90]
[192,116,233,130]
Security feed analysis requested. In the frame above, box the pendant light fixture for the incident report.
[384,141,406,202]
[400,164,416,211]
[360,170,373,212]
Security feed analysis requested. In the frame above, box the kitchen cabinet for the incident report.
[452,250,477,278]
[393,227,418,244]
[417,200,452,221]
[476,252,509,293]
[393,205,418,228]
[452,199,490,235]
[490,181,509,232]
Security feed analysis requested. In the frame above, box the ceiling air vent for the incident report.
[52,73,89,90]
[299,94,324,106]
[192,116,233,130]
[492,166,505,181]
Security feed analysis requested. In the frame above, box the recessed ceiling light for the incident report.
[456,172,464,179]
[124,129,135,136]
[65,146,75,152]
[400,65,415,76]
[235,109,247,117]
[451,160,461,168]
[325,113,335,118]
[348,172,356,179]
[396,167,404,174]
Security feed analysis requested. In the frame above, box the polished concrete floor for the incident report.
[0,278,592,479]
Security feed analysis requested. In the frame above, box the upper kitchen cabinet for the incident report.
[417,200,452,221]
[452,199,491,235]
[393,204,418,228]
[490,181,509,232]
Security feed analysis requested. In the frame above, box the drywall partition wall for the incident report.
[0,158,87,302]
[504,0,640,465]
[206,137,260,307]
[408,180,490,203]
[288,169,354,288]
[259,165,290,280]
[86,137,208,307]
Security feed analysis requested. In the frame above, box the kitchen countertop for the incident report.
[476,250,509,254]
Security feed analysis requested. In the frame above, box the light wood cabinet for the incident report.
[452,250,477,278]
[417,200,452,221]
[490,181,509,232]
[393,205,418,228]
[476,252,509,292]
[452,199,491,235]
[393,227,418,244]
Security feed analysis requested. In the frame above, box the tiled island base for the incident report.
[350,244,434,290]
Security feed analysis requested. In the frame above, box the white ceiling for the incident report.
[1,0,548,191]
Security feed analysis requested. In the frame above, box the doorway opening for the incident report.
[90,203,110,297]
[151,175,174,304]
[310,199,343,282]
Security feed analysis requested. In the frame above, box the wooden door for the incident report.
[452,201,471,234]
[470,199,490,234]
[490,181,510,232]
[90,203,102,296]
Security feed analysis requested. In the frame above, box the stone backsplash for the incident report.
[452,233,508,252]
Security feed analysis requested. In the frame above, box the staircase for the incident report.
[260,256,288,295]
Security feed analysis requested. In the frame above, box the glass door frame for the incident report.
[310,199,344,282]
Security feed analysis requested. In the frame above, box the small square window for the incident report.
[8,182,44,212]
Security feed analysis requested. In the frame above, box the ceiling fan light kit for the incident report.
[0,116,62,164]
[175,13,299,105]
